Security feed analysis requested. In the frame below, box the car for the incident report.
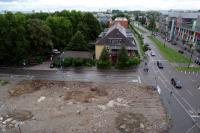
[172,42,177,45]
[147,46,151,50]
[49,63,54,68]
[151,51,156,56]
[144,43,149,46]
[178,49,184,54]
[52,49,61,54]
[157,61,164,69]
[195,57,200,65]
[171,78,182,89]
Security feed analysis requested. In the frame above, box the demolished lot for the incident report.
[0,80,169,133]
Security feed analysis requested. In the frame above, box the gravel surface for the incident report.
[0,80,169,133]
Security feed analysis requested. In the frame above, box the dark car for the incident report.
[195,57,200,65]
[178,49,184,54]
[171,78,182,89]
[49,63,54,68]
[147,46,151,50]
[172,42,177,45]
[157,61,164,69]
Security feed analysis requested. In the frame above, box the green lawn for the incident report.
[176,66,200,72]
[148,36,190,63]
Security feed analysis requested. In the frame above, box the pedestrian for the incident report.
[145,62,147,66]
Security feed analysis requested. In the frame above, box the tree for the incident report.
[148,16,156,32]
[27,18,52,57]
[68,31,87,51]
[0,12,28,65]
[116,47,129,68]
[82,12,101,41]
[97,47,111,69]
[46,16,73,50]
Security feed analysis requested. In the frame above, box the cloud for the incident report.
[0,0,199,11]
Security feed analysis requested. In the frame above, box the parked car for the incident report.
[151,51,156,56]
[171,78,182,89]
[49,63,54,68]
[147,46,151,50]
[195,57,200,65]
[178,49,184,54]
[144,43,149,46]
[52,49,61,54]
[172,42,177,45]
[157,61,164,69]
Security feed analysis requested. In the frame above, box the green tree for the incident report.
[46,16,73,50]
[97,47,111,68]
[82,12,101,41]
[27,18,52,57]
[148,16,156,32]
[68,31,87,51]
[0,12,28,65]
[116,47,129,68]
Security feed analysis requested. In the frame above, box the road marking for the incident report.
[132,79,138,83]
[186,89,194,97]
[157,85,161,94]
[138,76,141,84]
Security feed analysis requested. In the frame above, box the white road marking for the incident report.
[157,85,161,94]
[186,89,194,97]
[132,79,138,83]
[138,76,141,84]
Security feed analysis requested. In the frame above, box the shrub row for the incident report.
[53,57,96,67]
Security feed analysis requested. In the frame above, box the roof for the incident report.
[96,23,136,49]
[61,51,93,59]
[164,12,200,19]
[114,17,128,21]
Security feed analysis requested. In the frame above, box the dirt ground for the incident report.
[0,80,169,133]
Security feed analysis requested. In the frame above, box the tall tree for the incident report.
[68,31,87,51]
[116,47,129,68]
[0,12,27,65]
[46,16,73,50]
[148,16,156,32]
[27,18,52,56]
[82,12,101,41]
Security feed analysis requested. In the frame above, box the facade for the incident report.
[95,23,137,62]
[159,11,200,50]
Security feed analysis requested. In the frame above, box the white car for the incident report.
[151,51,156,56]
[52,49,61,54]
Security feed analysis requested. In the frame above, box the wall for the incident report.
[95,45,105,60]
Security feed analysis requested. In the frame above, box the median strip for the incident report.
[148,36,190,63]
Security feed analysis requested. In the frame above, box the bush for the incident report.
[72,58,83,67]
[83,59,96,66]
[52,59,61,67]
[143,45,148,52]
[116,47,129,69]
[63,57,73,67]
[35,56,44,64]
[127,57,141,66]
[97,60,111,69]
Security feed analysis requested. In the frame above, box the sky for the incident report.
[0,0,200,12]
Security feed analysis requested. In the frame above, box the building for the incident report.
[159,11,200,50]
[95,23,137,62]
[109,17,129,28]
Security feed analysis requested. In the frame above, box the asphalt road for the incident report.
[140,30,200,133]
